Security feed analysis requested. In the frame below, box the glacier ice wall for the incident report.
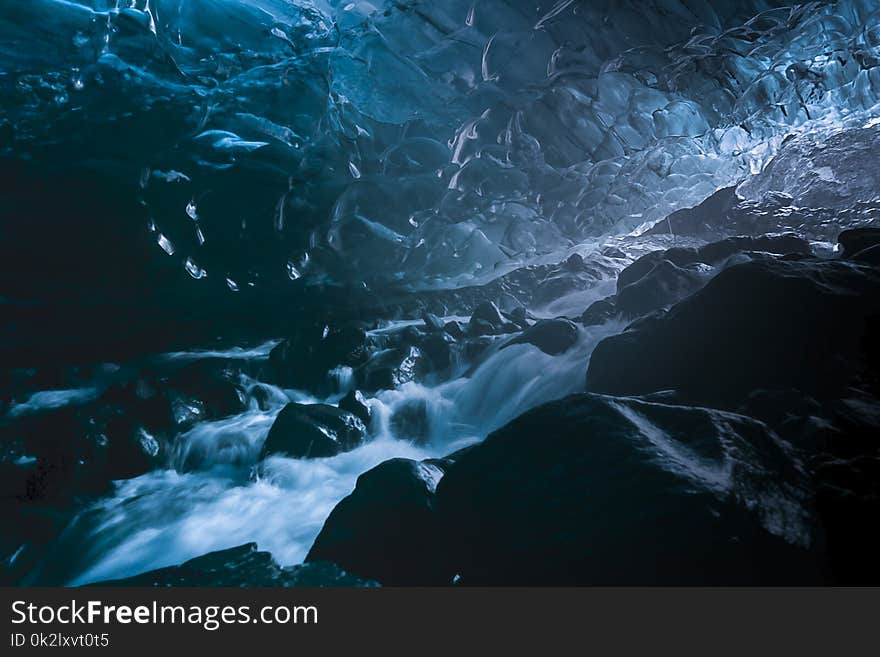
[3,0,880,291]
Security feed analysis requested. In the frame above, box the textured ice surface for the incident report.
[3,1,880,290]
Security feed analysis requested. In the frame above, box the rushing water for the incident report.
[18,280,619,585]
[5,0,880,587]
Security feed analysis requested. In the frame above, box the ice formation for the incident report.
[4,0,880,290]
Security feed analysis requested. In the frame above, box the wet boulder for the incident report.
[617,250,686,291]
[0,445,108,506]
[268,322,371,391]
[4,401,164,496]
[98,359,247,433]
[471,300,504,326]
[616,233,811,293]
[812,395,880,583]
[697,234,811,264]
[417,331,456,374]
[466,301,518,336]
[421,312,445,333]
[580,297,618,326]
[261,403,366,459]
[645,186,740,239]
[504,305,531,329]
[587,259,880,404]
[357,346,425,392]
[306,394,822,586]
[163,359,247,420]
[615,259,706,317]
[87,415,163,480]
[443,320,465,340]
[837,226,880,259]
[851,243,880,265]
[434,393,819,585]
[306,458,448,585]
[99,379,177,432]
[92,543,377,587]
[338,389,372,427]
[502,318,579,355]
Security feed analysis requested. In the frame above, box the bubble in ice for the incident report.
[7,0,880,292]
[157,234,175,256]
[184,257,207,280]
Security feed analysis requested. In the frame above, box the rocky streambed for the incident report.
[4,195,878,585]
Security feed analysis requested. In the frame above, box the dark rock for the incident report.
[261,403,366,459]
[417,332,456,373]
[615,260,705,317]
[697,234,811,264]
[814,395,880,583]
[95,420,163,480]
[617,234,811,294]
[4,400,164,495]
[562,253,585,271]
[434,393,819,585]
[466,301,518,336]
[581,297,618,326]
[601,246,629,259]
[852,243,880,265]
[470,301,504,326]
[502,319,579,355]
[587,259,880,404]
[645,186,739,238]
[165,359,247,420]
[422,312,445,332]
[306,459,448,585]
[358,346,425,392]
[99,379,176,432]
[0,448,109,505]
[466,318,496,336]
[617,250,695,291]
[738,388,825,432]
[838,227,880,259]
[443,321,464,340]
[399,325,423,346]
[338,389,372,427]
[505,305,530,329]
[268,322,370,391]
[97,360,247,435]
[92,543,378,587]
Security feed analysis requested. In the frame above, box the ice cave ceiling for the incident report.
[3,0,880,291]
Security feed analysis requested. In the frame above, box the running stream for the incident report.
[24,278,621,585]
[4,0,880,586]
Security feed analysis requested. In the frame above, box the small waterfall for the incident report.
[51,278,624,585]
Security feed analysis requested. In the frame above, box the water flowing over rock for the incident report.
[262,402,367,459]
[308,394,821,585]
[4,0,880,589]
[501,318,579,355]
[306,458,448,585]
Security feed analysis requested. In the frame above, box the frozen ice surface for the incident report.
[3,0,880,289]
